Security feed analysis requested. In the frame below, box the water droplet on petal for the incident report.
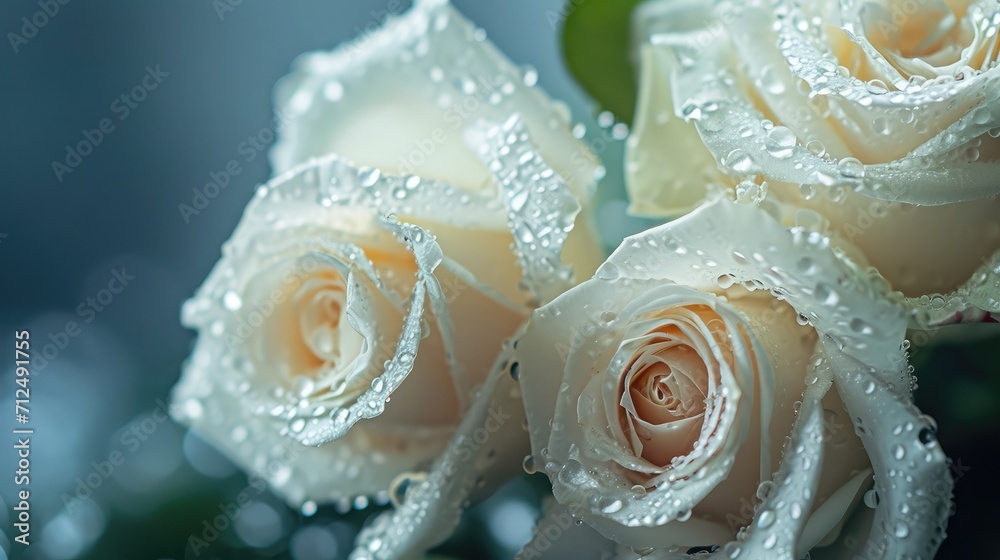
[223,290,243,311]
[973,106,992,125]
[301,500,318,516]
[759,64,786,95]
[864,489,879,508]
[806,140,826,157]
[323,80,344,101]
[600,498,624,514]
[765,126,796,158]
[894,522,910,538]
[838,157,865,178]
[866,79,888,95]
[757,509,775,529]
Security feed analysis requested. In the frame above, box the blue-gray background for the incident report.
[0,1,996,559]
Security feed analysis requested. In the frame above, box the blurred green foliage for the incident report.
[560,0,645,122]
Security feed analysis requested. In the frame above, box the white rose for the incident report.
[517,197,952,559]
[271,0,605,285]
[171,0,603,508]
[626,0,1000,306]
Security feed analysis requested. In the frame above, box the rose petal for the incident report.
[472,116,588,305]
[517,500,622,560]
[271,0,601,202]
[287,214,440,445]
[520,198,920,554]
[799,467,871,551]
[638,0,1000,206]
[827,340,952,559]
[601,197,909,376]
[626,40,720,216]
[349,336,528,559]
[271,0,605,286]
[767,180,1000,297]
[520,281,755,546]
[714,345,834,559]
[906,247,1000,327]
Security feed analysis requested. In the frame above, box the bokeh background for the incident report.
[0,1,997,559]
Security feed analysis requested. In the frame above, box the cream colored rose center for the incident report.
[245,260,365,391]
[857,0,1000,79]
[617,305,732,469]
[294,273,350,369]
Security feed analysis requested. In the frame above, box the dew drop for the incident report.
[838,157,865,178]
[919,427,936,444]
[223,290,243,311]
[521,65,539,87]
[894,522,909,538]
[717,274,736,289]
[763,533,777,550]
[600,498,624,514]
[726,149,755,173]
[557,459,587,486]
[323,80,344,101]
[294,376,315,397]
[301,500,318,516]
[864,489,879,508]
[815,283,839,306]
[765,126,797,158]
[230,425,248,443]
[850,318,872,334]
[806,139,826,157]
[865,79,888,95]
[358,167,381,187]
[973,106,992,125]
[893,444,906,460]
[872,117,889,135]
[759,64,786,95]
[756,480,777,501]
[597,262,620,280]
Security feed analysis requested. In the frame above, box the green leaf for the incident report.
[560,0,645,123]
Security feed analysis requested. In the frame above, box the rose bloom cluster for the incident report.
[171,0,1000,558]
